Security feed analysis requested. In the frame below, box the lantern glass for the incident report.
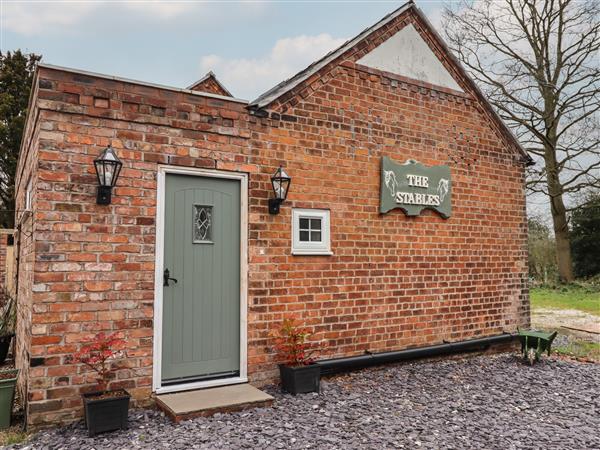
[271,167,291,201]
[94,146,122,188]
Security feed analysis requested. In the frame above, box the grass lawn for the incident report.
[530,285,600,316]
[554,340,600,361]
[530,283,600,361]
[0,430,28,447]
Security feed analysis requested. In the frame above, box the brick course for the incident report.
[15,7,529,429]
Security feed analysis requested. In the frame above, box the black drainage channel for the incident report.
[316,333,516,376]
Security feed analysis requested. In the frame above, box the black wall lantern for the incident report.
[269,166,291,214]
[94,145,122,205]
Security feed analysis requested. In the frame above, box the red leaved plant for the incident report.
[270,316,323,366]
[71,332,126,391]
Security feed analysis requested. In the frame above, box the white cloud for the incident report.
[1,2,97,35]
[1,1,198,36]
[200,33,347,100]
[121,1,195,19]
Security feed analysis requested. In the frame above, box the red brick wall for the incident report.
[17,66,253,428]
[248,62,529,369]
[14,72,41,422]
[16,8,529,429]
[245,10,529,380]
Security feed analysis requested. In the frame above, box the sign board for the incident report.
[380,157,451,218]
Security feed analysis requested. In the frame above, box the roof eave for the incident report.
[38,63,247,104]
[249,1,414,109]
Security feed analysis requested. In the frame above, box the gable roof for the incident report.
[249,1,533,165]
[249,1,414,109]
[187,71,233,97]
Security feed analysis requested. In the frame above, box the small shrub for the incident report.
[70,332,126,391]
[270,316,323,366]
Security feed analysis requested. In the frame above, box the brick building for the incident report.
[15,2,531,428]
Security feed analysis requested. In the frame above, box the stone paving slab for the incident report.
[11,353,600,450]
[156,384,274,422]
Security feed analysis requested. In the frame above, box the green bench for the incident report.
[517,329,558,364]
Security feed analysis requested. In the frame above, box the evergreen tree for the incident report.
[0,50,41,228]
[571,193,600,278]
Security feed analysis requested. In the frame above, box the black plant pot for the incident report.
[0,335,14,365]
[82,389,130,437]
[279,363,321,395]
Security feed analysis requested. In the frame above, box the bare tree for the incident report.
[443,0,600,282]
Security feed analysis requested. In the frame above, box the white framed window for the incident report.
[291,208,332,255]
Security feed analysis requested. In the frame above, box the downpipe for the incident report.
[316,333,516,376]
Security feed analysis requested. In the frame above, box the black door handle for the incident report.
[163,268,178,287]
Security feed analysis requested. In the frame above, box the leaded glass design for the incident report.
[193,205,213,243]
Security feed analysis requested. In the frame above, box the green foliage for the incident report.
[554,340,600,361]
[0,430,29,446]
[530,285,600,316]
[528,217,557,284]
[571,193,600,278]
[0,50,41,228]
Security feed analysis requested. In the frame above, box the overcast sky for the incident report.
[1,0,557,221]
[1,1,447,100]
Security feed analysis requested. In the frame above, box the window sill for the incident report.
[291,250,334,256]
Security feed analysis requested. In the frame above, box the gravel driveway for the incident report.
[11,353,600,449]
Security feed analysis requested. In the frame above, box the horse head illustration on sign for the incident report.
[437,178,449,203]
[384,170,398,198]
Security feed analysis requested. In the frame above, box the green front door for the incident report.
[162,174,241,384]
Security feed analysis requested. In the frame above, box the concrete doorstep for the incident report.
[156,384,274,422]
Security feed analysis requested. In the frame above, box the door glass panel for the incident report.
[193,205,213,243]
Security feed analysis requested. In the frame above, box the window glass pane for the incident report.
[299,230,310,242]
[310,218,321,230]
[310,231,322,242]
[299,218,310,230]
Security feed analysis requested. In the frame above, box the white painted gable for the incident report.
[356,24,463,92]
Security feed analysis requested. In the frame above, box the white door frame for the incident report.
[152,165,248,394]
